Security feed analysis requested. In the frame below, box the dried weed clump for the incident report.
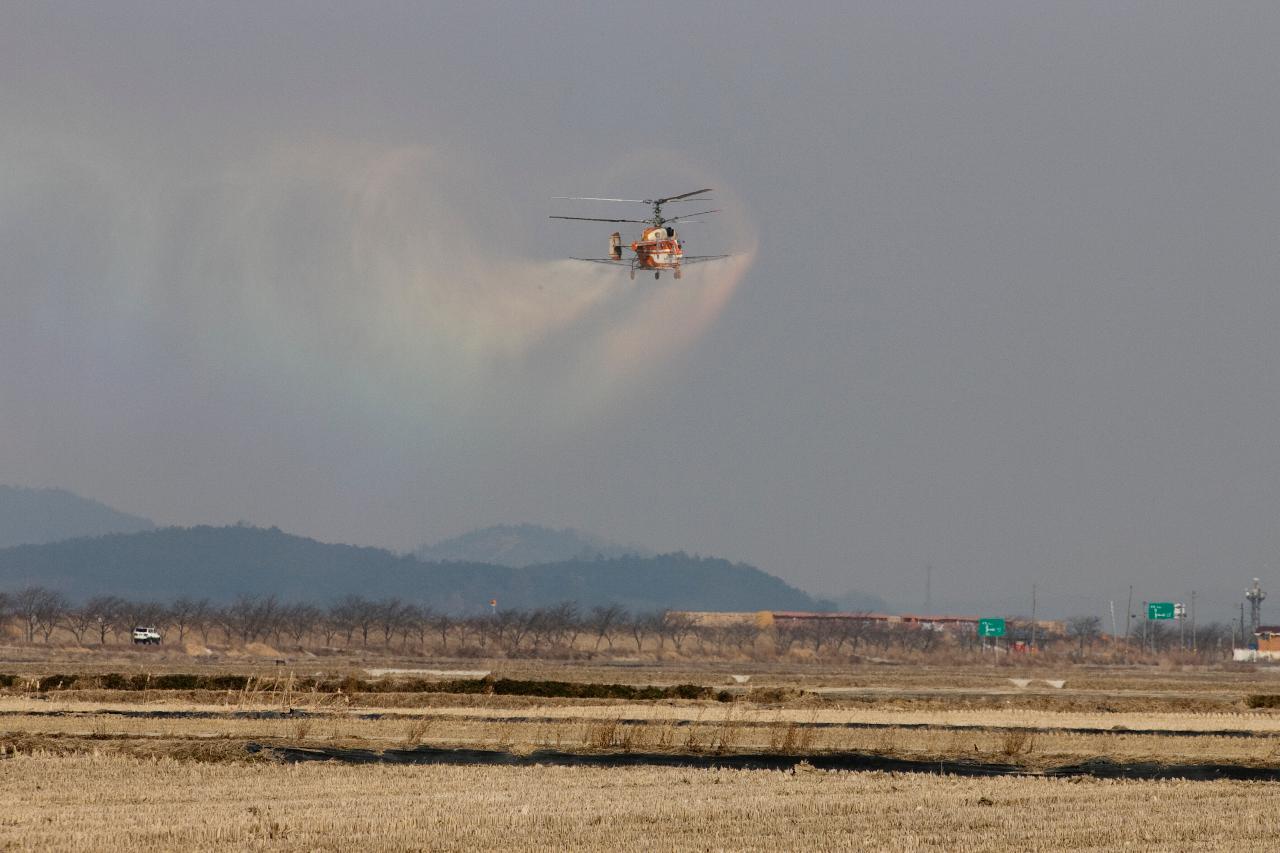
[709,707,743,754]
[583,718,645,752]
[402,717,432,746]
[767,715,816,753]
[290,718,313,741]
[998,728,1036,757]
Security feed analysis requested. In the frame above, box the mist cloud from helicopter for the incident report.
[3,136,754,429]
[0,126,755,546]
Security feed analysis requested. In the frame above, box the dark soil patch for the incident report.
[248,743,1280,781]
[3,674,723,701]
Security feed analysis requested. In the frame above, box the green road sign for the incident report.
[1148,602,1175,620]
[978,618,1007,638]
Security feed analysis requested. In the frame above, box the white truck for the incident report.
[131,626,162,645]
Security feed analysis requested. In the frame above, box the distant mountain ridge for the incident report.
[416,524,651,567]
[0,485,154,548]
[830,589,892,614]
[0,524,826,614]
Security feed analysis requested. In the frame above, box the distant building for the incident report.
[668,610,981,629]
[1254,625,1280,660]
[667,610,1065,637]
[770,611,980,629]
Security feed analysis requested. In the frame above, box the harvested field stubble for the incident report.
[3,754,1280,851]
[9,661,1280,849]
[5,708,1280,770]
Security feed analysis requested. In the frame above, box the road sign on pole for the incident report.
[978,618,1007,638]
[1148,602,1175,620]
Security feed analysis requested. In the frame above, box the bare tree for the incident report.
[914,623,942,653]
[327,597,356,646]
[800,621,836,656]
[1067,615,1103,657]
[61,606,97,645]
[452,615,479,651]
[84,595,126,645]
[538,603,581,651]
[502,609,542,655]
[557,602,585,648]
[224,595,280,644]
[483,608,519,652]
[1147,620,1173,653]
[211,604,236,645]
[772,622,804,656]
[587,604,625,651]
[316,609,342,647]
[661,611,697,652]
[281,603,321,647]
[400,604,430,653]
[166,597,211,645]
[12,586,67,643]
[330,595,378,647]
[374,598,409,647]
[430,612,455,652]
[627,612,651,653]
[829,615,870,656]
[527,608,565,654]
[722,622,760,655]
[635,612,667,652]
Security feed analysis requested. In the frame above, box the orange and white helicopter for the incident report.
[550,188,728,280]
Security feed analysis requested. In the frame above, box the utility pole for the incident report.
[1109,600,1117,643]
[1030,583,1037,650]
[1125,585,1134,643]
[1190,590,1197,653]
[1241,602,1247,649]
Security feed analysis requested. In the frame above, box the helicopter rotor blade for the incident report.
[552,196,708,204]
[663,208,721,223]
[650,188,714,205]
[552,196,647,203]
[550,215,647,224]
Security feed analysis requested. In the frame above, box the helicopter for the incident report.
[550,188,728,280]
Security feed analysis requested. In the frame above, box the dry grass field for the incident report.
[3,753,1280,851]
[6,654,1280,848]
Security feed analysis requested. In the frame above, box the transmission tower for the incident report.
[1246,578,1266,635]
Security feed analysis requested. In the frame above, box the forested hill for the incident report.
[415,523,650,567]
[0,525,826,614]
[0,485,154,548]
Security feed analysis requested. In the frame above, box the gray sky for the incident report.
[4,2,1280,619]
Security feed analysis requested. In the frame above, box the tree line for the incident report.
[0,586,1242,660]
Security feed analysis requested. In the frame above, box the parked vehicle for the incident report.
[132,626,161,645]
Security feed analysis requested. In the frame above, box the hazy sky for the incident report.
[4,3,1280,619]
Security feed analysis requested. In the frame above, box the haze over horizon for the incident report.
[5,4,1280,622]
